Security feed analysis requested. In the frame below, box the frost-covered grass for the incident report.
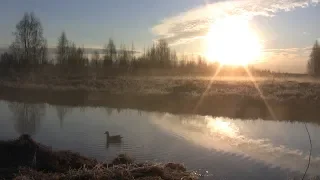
[1,75,320,101]
[14,162,197,180]
[1,75,320,122]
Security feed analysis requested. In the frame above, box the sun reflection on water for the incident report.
[206,117,239,138]
[149,114,320,175]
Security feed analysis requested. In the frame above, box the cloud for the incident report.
[263,46,311,54]
[152,0,319,46]
[254,46,312,73]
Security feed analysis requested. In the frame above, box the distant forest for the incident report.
[0,12,312,78]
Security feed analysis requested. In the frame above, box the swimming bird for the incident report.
[104,131,123,143]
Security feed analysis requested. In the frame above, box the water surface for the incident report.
[0,100,319,180]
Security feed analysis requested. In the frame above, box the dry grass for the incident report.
[1,76,320,123]
[1,75,320,101]
[0,135,197,180]
[14,162,197,180]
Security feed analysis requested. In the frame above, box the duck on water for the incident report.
[104,131,123,143]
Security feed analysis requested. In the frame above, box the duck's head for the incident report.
[104,131,109,135]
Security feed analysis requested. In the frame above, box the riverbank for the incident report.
[0,135,197,180]
[1,76,320,123]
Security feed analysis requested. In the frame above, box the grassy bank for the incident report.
[1,76,320,123]
[0,135,197,180]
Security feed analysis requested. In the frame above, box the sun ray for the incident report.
[195,15,270,118]
[243,67,277,120]
[194,64,277,121]
[193,63,223,113]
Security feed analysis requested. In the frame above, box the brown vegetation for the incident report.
[0,76,320,123]
[0,135,197,180]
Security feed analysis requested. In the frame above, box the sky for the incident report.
[0,0,320,73]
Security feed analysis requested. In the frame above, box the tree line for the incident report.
[1,12,311,77]
[0,12,223,76]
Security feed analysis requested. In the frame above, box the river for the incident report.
[0,100,319,179]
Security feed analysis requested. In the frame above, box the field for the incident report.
[1,74,319,98]
[0,75,320,123]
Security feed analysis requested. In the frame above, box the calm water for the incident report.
[0,100,320,180]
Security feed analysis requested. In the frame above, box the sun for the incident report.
[205,17,263,66]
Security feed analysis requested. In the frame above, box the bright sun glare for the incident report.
[206,118,239,138]
[206,17,263,66]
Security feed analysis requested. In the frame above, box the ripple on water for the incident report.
[0,100,319,180]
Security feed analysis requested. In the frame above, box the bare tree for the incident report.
[308,40,320,76]
[170,51,178,68]
[118,44,128,68]
[10,12,47,68]
[156,39,170,68]
[91,50,101,68]
[103,38,117,67]
[67,43,86,67]
[57,31,69,65]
